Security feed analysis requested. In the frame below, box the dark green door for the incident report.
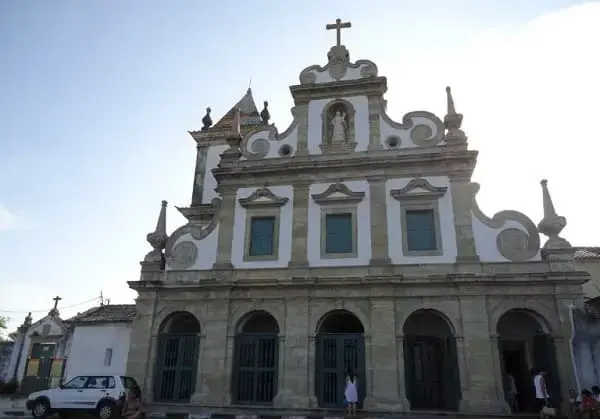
[154,334,199,402]
[315,334,365,408]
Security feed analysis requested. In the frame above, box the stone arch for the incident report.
[489,300,558,336]
[235,310,280,334]
[154,311,201,403]
[231,310,280,405]
[496,308,561,413]
[310,305,369,336]
[228,303,285,336]
[314,309,366,408]
[320,98,357,152]
[402,309,461,411]
[316,309,365,334]
[402,309,456,337]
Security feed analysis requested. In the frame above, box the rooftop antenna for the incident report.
[248,77,252,91]
[100,290,104,307]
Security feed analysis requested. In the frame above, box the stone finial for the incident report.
[18,312,32,333]
[537,179,571,249]
[48,296,61,317]
[201,107,212,131]
[230,107,241,138]
[443,86,467,145]
[260,101,270,125]
[143,200,169,264]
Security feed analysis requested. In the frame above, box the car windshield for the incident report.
[120,376,139,389]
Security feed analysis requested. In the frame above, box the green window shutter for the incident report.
[325,213,353,254]
[249,216,276,256]
[405,209,437,252]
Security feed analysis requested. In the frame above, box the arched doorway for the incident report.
[231,311,279,405]
[403,309,460,411]
[314,310,366,408]
[497,309,560,413]
[154,311,201,402]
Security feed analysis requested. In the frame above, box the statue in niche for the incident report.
[330,110,347,143]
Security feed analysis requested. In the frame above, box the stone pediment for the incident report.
[299,45,378,84]
[238,187,289,208]
[390,178,448,201]
[311,181,365,205]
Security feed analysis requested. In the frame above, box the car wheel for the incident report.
[32,399,50,419]
[96,401,116,419]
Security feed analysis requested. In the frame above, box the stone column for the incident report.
[365,300,405,410]
[368,178,391,266]
[294,104,309,156]
[449,177,479,262]
[307,336,318,407]
[213,189,237,270]
[553,299,580,412]
[458,296,508,414]
[191,145,209,205]
[288,182,310,269]
[274,300,311,408]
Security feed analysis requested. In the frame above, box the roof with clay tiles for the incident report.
[575,247,600,260]
[65,304,136,325]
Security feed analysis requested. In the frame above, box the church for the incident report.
[126,20,589,415]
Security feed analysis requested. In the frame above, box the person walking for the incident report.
[533,369,550,413]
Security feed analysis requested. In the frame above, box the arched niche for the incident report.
[402,309,460,411]
[496,309,560,413]
[320,99,357,154]
[231,310,280,405]
[159,311,201,335]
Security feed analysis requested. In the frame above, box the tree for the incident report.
[0,316,7,340]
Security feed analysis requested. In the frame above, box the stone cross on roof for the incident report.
[326,18,352,47]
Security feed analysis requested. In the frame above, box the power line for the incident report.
[0,296,101,315]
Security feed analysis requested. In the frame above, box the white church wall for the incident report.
[471,215,540,262]
[307,96,369,154]
[379,113,445,149]
[308,180,371,267]
[63,324,131,381]
[14,317,65,382]
[241,124,299,160]
[165,227,219,271]
[231,185,294,269]
[386,176,457,264]
[202,144,228,204]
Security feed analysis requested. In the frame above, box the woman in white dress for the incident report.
[345,372,358,416]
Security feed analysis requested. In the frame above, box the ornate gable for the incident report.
[390,178,448,201]
[238,187,289,208]
[311,181,365,205]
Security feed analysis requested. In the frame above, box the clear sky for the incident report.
[1,0,599,333]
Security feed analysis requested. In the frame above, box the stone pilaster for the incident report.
[553,298,580,413]
[191,145,209,205]
[368,178,391,265]
[295,104,309,156]
[367,95,383,151]
[395,336,411,411]
[365,300,406,410]
[449,178,479,262]
[288,182,310,268]
[274,300,311,408]
[213,190,237,270]
[458,296,508,414]
[191,307,230,405]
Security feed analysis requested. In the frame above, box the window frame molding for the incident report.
[390,178,447,257]
[239,187,289,262]
[311,181,365,259]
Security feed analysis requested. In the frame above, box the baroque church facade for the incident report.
[127,20,589,415]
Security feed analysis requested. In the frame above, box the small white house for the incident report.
[62,304,136,381]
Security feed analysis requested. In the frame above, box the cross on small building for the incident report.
[52,296,61,310]
[326,18,352,47]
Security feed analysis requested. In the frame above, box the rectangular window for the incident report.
[325,213,354,254]
[405,209,437,252]
[248,216,276,256]
[104,348,113,367]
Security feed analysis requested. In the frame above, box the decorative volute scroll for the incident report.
[390,178,448,201]
[311,180,366,205]
[468,182,540,262]
[379,109,446,148]
[238,187,289,209]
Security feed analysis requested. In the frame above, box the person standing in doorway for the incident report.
[345,370,358,416]
[533,369,550,412]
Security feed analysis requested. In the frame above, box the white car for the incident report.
[26,375,140,419]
